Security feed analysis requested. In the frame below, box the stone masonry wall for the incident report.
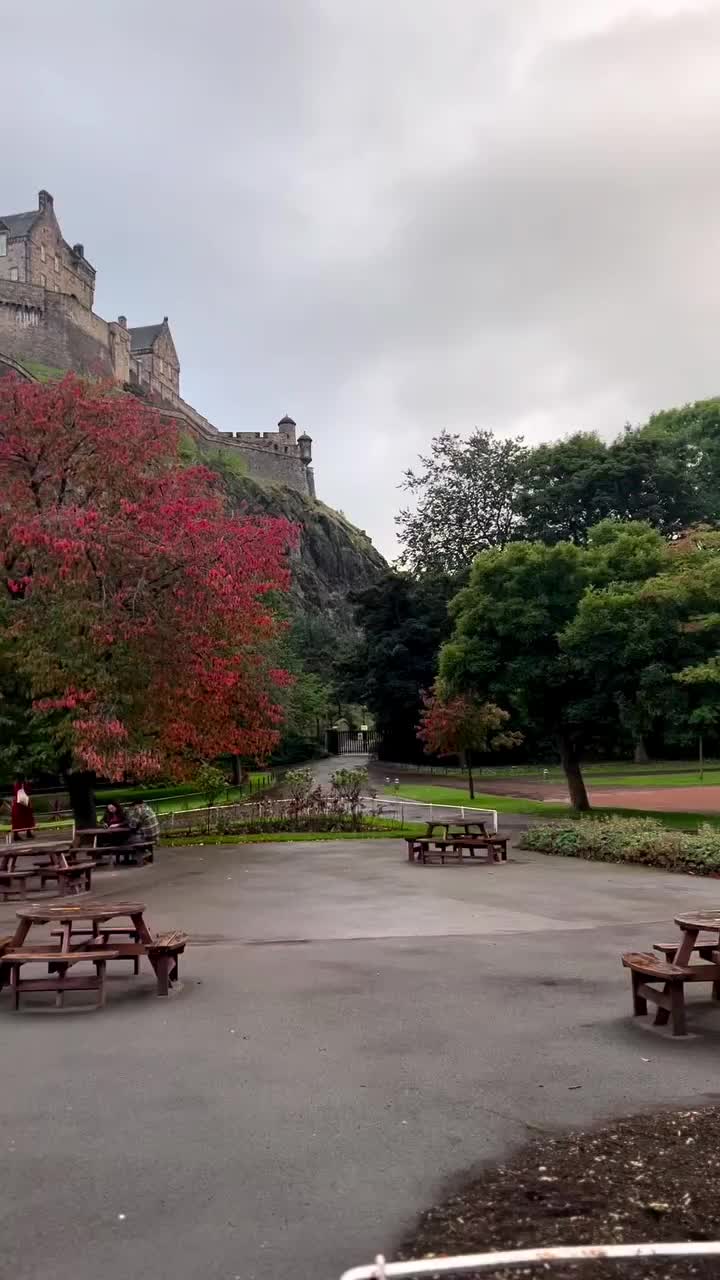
[221,437,313,494]
[0,280,112,375]
[0,280,316,497]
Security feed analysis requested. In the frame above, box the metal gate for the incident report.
[325,729,380,755]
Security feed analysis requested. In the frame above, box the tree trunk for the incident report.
[464,751,475,800]
[230,755,242,786]
[558,735,590,812]
[633,736,650,764]
[64,771,97,827]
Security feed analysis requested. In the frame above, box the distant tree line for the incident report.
[339,398,720,807]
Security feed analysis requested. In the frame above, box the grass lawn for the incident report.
[97,773,273,814]
[385,784,720,833]
[404,760,719,784]
[587,770,720,788]
[163,826,424,846]
[385,785,569,816]
[0,773,275,831]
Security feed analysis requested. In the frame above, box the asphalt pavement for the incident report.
[3,836,720,1280]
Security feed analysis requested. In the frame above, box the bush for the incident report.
[522,816,720,876]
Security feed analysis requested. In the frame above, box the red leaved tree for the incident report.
[417,688,522,798]
[0,374,295,822]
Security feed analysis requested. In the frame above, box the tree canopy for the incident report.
[0,375,294,816]
[338,570,455,761]
[396,400,720,576]
[437,522,709,809]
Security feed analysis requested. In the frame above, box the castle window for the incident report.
[9,267,18,281]
[54,255,59,272]
[0,234,6,256]
[40,244,46,262]
[40,273,46,288]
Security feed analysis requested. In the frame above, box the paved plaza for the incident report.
[4,837,720,1280]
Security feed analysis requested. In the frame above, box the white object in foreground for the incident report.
[340,1241,720,1278]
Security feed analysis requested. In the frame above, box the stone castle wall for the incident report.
[0,278,315,498]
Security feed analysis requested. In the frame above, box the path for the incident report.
[4,841,720,1280]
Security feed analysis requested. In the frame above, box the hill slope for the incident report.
[210,461,387,622]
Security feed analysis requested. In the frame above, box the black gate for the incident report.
[325,729,380,755]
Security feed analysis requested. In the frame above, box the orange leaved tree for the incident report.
[416,688,521,798]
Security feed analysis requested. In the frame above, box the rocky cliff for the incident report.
[208,457,387,623]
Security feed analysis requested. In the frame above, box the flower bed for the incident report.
[522,815,720,875]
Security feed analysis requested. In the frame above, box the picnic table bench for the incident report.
[405,835,506,865]
[406,833,508,864]
[38,859,95,895]
[622,911,720,1035]
[0,900,188,1010]
[74,827,154,866]
[2,948,118,1009]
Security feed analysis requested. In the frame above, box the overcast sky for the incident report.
[4,1,720,557]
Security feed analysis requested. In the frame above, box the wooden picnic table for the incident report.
[0,842,72,872]
[0,899,187,1005]
[425,818,490,838]
[9,898,154,950]
[673,911,720,965]
[74,825,132,845]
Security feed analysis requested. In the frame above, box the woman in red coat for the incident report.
[11,778,36,841]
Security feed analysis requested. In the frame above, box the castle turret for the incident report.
[278,413,296,442]
[297,431,312,464]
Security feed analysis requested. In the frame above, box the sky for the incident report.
[3,0,720,558]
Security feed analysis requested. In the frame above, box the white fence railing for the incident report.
[371,797,498,834]
[340,1241,720,1278]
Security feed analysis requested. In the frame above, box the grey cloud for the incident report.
[2,1,718,555]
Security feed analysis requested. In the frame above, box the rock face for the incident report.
[217,468,386,620]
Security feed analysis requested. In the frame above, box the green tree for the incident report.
[338,571,455,761]
[438,523,680,810]
[396,430,528,575]
[518,430,705,545]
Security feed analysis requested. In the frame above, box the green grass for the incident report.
[0,773,274,830]
[398,760,720,783]
[163,825,423,846]
[386,785,569,816]
[96,773,273,814]
[386,784,720,834]
[19,359,67,382]
[587,771,720,789]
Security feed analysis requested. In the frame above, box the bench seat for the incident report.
[1,948,118,1010]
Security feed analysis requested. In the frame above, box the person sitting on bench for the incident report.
[127,799,160,853]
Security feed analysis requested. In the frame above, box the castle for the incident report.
[0,190,315,496]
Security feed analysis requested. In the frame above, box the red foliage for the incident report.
[0,375,296,779]
[417,689,521,759]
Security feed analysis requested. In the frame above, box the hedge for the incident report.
[522,816,720,876]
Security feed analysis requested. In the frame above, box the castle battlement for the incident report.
[0,190,315,497]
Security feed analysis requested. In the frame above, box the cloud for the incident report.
[2,0,718,556]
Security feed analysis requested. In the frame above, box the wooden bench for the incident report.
[39,860,95,895]
[621,950,720,1036]
[0,871,31,901]
[654,940,718,963]
[1,949,118,1009]
[147,931,188,996]
[51,925,142,974]
[113,839,154,867]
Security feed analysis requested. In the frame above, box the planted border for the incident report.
[522,815,720,875]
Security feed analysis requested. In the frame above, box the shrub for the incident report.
[522,816,720,876]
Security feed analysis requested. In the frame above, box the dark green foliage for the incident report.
[338,571,456,761]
